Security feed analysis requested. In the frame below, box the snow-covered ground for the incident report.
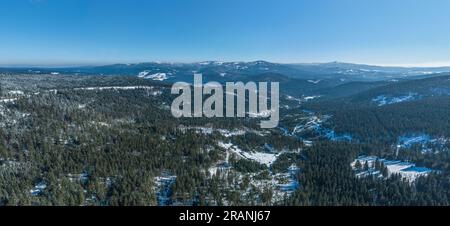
[303,95,321,101]
[372,93,420,106]
[8,90,25,95]
[138,71,170,81]
[398,134,432,148]
[30,182,47,196]
[0,102,31,127]
[138,70,151,77]
[307,79,322,84]
[217,129,246,137]
[246,164,300,203]
[154,173,177,206]
[0,98,17,103]
[248,109,275,118]
[323,130,352,142]
[208,162,232,177]
[90,121,111,127]
[292,115,325,134]
[303,140,313,147]
[430,87,450,96]
[72,86,163,96]
[397,134,449,153]
[285,95,302,103]
[276,164,300,192]
[67,173,89,183]
[182,126,268,138]
[74,86,155,91]
[206,157,300,204]
[218,142,278,167]
[285,95,321,104]
[287,110,352,142]
[351,156,434,182]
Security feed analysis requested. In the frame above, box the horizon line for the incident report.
[1,60,450,69]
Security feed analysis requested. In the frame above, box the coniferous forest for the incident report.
[1,64,450,206]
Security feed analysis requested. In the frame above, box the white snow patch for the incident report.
[74,86,155,91]
[138,71,169,81]
[0,98,17,103]
[307,79,322,84]
[138,70,151,77]
[303,95,321,101]
[218,142,278,167]
[30,182,47,196]
[248,109,275,118]
[8,90,24,95]
[372,93,419,106]
[351,156,434,182]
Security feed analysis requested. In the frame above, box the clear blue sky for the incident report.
[1,0,450,66]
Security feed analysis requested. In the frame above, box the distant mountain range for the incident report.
[2,61,450,83]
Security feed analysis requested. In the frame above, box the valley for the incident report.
[1,62,450,206]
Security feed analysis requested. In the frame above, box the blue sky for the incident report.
[1,0,450,66]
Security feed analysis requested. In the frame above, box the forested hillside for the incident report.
[1,72,450,206]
